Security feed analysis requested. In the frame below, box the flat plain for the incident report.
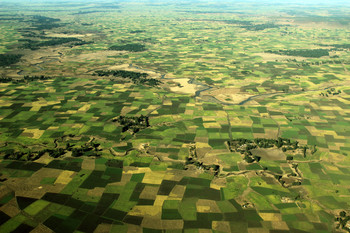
[0,1,350,232]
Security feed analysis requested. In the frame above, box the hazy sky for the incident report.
[2,0,349,3]
[1,0,350,7]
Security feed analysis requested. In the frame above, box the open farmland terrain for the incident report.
[0,0,350,232]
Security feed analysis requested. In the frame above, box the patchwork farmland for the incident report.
[0,1,350,232]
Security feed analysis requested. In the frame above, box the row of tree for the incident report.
[241,23,280,31]
[319,88,341,97]
[0,77,14,83]
[20,37,90,50]
[108,43,146,52]
[319,43,350,49]
[0,75,54,84]
[95,70,148,79]
[266,49,330,58]
[23,75,53,81]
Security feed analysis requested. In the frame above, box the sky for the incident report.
[1,0,350,8]
[2,0,349,3]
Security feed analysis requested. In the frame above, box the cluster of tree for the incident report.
[227,138,301,164]
[32,15,60,24]
[319,88,341,97]
[228,138,298,152]
[335,211,350,232]
[108,43,146,52]
[243,151,261,163]
[241,23,281,31]
[266,49,330,58]
[3,148,62,160]
[45,148,66,158]
[275,174,302,188]
[136,78,162,86]
[94,70,162,86]
[30,15,62,30]
[185,157,220,176]
[301,145,317,158]
[113,115,150,134]
[4,150,41,161]
[130,30,146,34]
[2,137,102,161]
[69,141,101,157]
[0,54,22,67]
[20,37,89,50]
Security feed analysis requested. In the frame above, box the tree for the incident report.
[0,54,22,67]
[303,146,308,158]
[340,211,347,218]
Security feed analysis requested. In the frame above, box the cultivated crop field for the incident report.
[0,0,350,232]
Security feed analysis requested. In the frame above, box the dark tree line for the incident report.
[24,75,53,81]
[0,77,14,83]
[113,115,150,134]
[224,19,252,26]
[108,43,146,52]
[0,54,22,67]
[71,11,103,15]
[298,60,346,67]
[241,23,281,31]
[95,70,148,79]
[266,49,330,58]
[0,75,53,83]
[319,44,350,49]
[20,37,90,50]
[94,70,162,87]
[130,30,146,34]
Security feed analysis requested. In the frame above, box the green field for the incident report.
[0,0,350,232]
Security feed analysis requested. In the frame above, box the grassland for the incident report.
[0,0,350,232]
